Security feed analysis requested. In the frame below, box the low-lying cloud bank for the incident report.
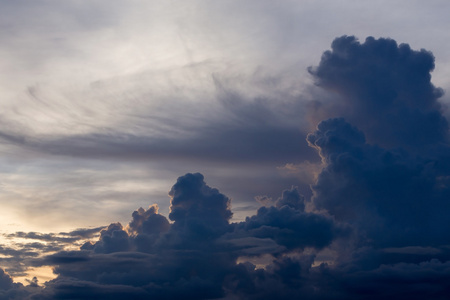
[2,35,450,299]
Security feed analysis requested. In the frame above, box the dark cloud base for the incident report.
[2,36,450,299]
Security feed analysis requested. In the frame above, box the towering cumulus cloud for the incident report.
[20,173,340,300]
[4,36,450,299]
[305,36,450,299]
[308,35,448,149]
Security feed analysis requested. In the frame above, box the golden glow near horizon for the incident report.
[0,228,101,286]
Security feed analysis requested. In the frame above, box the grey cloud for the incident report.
[91,223,130,254]
[225,237,285,255]
[299,36,450,299]
[23,173,345,299]
[0,229,103,279]
[0,269,14,291]
[59,227,106,239]
[332,259,450,300]
[127,205,170,236]
[7,232,80,244]
[308,36,448,150]
[230,187,346,253]
[168,173,233,240]
[383,246,443,256]
[0,106,316,167]
[308,117,450,248]
[0,268,33,300]
[0,243,56,279]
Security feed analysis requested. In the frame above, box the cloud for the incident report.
[127,205,170,236]
[308,36,448,150]
[0,71,316,166]
[305,37,450,251]
[322,259,450,300]
[7,232,81,244]
[307,110,450,249]
[0,228,104,280]
[59,227,107,239]
[14,173,343,299]
[0,268,34,300]
[30,174,238,299]
[168,173,233,240]
[301,36,450,299]
[228,186,346,253]
[0,269,14,291]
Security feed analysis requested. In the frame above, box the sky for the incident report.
[1,0,450,299]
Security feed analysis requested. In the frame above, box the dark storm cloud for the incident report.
[305,36,450,248]
[228,186,347,252]
[127,205,170,236]
[0,269,14,291]
[19,173,343,300]
[0,268,35,300]
[168,173,233,240]
[308,35,448,150]
[300,36,450,299]
[6,35,450,299]
[307,117,450,247]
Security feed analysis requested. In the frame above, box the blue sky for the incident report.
[1,1,450,299]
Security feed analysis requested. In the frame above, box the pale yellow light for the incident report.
[13,266,57,286]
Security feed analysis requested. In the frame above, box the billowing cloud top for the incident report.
[308,36,448,149]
